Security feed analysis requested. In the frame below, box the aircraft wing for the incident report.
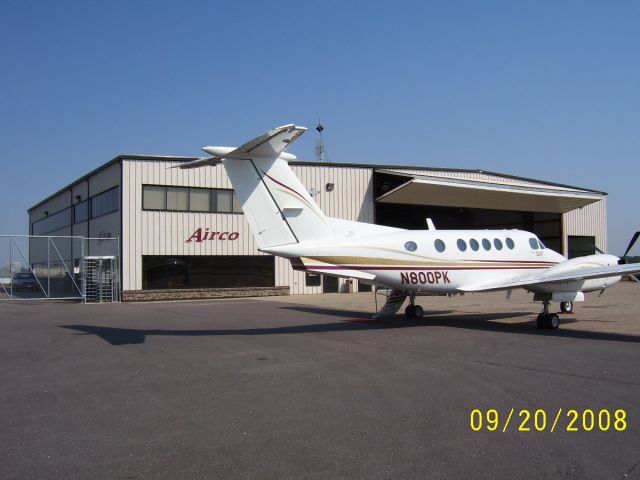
[229,124,307,158]
[459,262,640,293]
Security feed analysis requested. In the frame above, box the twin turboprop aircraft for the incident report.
[177,124,640,330]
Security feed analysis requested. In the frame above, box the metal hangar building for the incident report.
[28,155,607,299]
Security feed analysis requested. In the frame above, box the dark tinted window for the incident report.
[32,208,72,235]
[494,239,503,250]
[434,239,446,252]
[73,200,89,223]
[457,239,467,251]
[470,239,479,251]
[91,187,119,218]
[482,239,491,251]
[506,237,515,249]
[142,255,274,289]
[305,272,321,287]
[529,238,539,249]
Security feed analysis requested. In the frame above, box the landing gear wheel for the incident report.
[405,304,424,318]
[536,313,560,329]
[560,301,573,313]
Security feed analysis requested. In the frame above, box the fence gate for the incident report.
[1,235,120,303]
[83,256,120,303]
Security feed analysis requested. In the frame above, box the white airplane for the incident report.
[177,124,640,330]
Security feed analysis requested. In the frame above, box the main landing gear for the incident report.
[536,299,560,330]
[405,292,424,318]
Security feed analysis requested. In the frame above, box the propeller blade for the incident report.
[619,231,640,263]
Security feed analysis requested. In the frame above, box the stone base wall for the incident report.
[122,286,289,302]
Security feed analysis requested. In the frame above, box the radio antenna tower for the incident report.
[315,120,328,162]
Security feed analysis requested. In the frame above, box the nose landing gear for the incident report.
[405,292,424,318]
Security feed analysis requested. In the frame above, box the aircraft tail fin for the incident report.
[181,125,331,249]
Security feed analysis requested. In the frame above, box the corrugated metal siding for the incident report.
[564,197,608,254]
[122,160,375,293]
[77,157,607,293]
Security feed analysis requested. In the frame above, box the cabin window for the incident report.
[506,237,515,249]
[529,238,539,249]
[494,239,503,250]
[457,239,467,252]
[470,239,479,251]
[434,239,446,252]
[404,241,417,252]
[482,239,491,251]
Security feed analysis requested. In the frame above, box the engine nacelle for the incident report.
[527,254,622,294]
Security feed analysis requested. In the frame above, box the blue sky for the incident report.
[1,0,638,255]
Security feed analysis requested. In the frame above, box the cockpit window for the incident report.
[529,238,539,249]
[539,240,546,249]
[404,241,417,252]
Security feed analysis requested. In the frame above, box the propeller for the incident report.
[618,231,640,264]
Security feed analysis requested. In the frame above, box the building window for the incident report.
[91,187,119,218]
[305,272,322,287]
[189,189,210,212]
[142,185,242,214]
[143,185,166,210]
[73,200,89,224]
[142,255,274,289]
[568,236,595,259]
[167,187,189,211]
[214,189,233,213]
[32,207,72,235]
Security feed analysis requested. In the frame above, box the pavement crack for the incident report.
[619,460,640,480]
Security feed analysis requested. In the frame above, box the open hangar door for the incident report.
[373,170,602,255]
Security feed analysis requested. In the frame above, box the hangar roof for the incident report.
[28,154,606,212]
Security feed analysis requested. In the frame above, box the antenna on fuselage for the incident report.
[426,218,436,230]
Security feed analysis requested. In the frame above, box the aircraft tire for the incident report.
[560,301,573,313]
[536,313,546,329]
[413,305,424,318]
[548,313,560,329]
[405,305,415,318]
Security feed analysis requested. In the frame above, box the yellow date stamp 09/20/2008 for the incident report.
[470,408,629,433]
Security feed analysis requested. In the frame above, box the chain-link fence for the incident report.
[0,235,120,302]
